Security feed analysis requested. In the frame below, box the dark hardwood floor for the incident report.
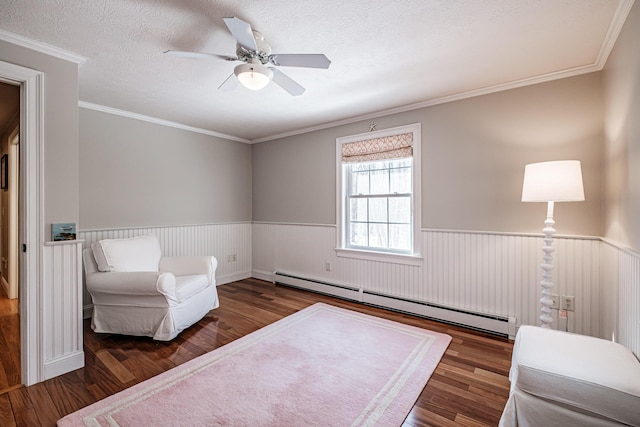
[0,283,20,395]
[0,278,513,426]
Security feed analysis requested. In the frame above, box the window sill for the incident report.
[335,248,423,266]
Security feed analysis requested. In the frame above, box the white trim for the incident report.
[43,351,85,380]
[600,237,640,257]
[83,305,93,320]
[336,123,422,263]
[251,71,617,145]
[251,221,336,228]
[422,227,601,240]
[251,0,634,145]
[0,29,86,64]
[216,271,252,286]
[79,220,252,233]
[251,269,275,282]
[594,0,636,68]
[43,239,85,247]
[251,222,599,241]
[78,102,251,144]
[335,248,423,266]
[2,9,632,146]
[0,60,45,386]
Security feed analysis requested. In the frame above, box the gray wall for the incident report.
[79,108,252,229]
[603,1,640,250]
[253,73,604,236]
[252,127,337,225]
[0,39,80,232]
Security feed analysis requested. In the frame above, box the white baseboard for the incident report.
[217,271,252,286]
[83,305,93,320]
[43,351,85,380]
[251,269,275,283]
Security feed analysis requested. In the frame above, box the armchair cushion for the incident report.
[92,234,162,272]
[86,270,171,296]
[175,274,210,303]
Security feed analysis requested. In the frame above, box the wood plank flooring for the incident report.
[0,283,20,394]
[1,278,513,426]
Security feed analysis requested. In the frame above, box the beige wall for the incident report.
[252,127,337,225]
[79,108,252,229]
[0,39,80,232]
[603,2,640,250]
[253,73,604,236]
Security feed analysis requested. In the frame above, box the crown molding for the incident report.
[252,0,635,144]
[78,101,251,144]
[251,64,600,143]
[594,0,635,68]
[0,29,86,64]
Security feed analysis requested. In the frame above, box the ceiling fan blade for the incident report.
[164,50,236,61]
[218,74,239,91]
[223,17,258,51]
[271,54,331,69]
[270,68,305,96]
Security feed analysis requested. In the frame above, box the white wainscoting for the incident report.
[601,240,640,357]
[252,223,601,338]
[78,222,252,315]
[42,240,85,380]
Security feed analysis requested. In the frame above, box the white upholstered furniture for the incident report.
[500,325,640,427]
[83,234,219,341]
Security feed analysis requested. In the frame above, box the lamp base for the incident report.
[539,202,556,328]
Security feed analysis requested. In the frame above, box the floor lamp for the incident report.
[521,160,584,328]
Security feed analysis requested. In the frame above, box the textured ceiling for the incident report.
[0,0,634,142]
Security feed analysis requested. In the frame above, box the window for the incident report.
[336,124,421,264]
[346,158,413,252]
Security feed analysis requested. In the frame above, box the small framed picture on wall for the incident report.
[1,154,7,191]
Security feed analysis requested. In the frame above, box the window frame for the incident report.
[336,123,422,266]
[345,160,413,254]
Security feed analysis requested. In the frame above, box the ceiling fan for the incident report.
[165,17,331,96]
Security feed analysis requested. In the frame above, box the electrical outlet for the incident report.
[561,296,575,311]
[551,294,559,309]
[226,254,237,262]
[325,261,331,271]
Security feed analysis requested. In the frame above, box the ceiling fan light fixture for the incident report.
[234,63,273,90]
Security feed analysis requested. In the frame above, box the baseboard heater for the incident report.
[274,272,515,338]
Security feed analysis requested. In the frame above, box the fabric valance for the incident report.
[341,132,413,163]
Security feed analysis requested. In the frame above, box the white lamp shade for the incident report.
[234,63,273,90]
[522,160,585,202]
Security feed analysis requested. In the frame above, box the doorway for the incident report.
[0,80,20,393]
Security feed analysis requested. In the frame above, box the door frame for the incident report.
[0,60,44,386]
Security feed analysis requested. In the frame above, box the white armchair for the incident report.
[83,234,219,341]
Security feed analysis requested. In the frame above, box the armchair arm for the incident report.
[86,271,177,300]
[159,256,217,284]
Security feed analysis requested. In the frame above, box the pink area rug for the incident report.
[58,303,451,426]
